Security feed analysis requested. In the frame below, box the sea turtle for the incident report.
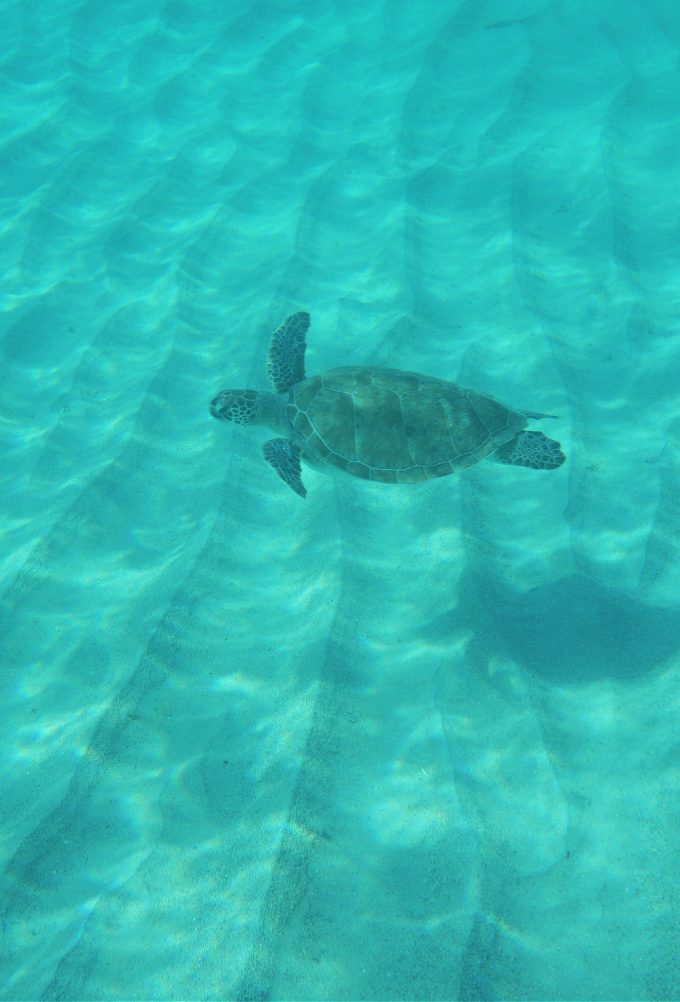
[210,311,564,498]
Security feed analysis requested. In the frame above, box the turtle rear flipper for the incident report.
[262,438,307,497]
[493,430,565,470]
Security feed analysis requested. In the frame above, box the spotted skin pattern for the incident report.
[267,312,309,392]
[210,389,259,425]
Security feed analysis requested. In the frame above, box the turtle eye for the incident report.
[209,390,258,424]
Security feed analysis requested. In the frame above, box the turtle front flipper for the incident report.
[267,312,310,392]
[493,430,565,470]
[262,438,307,497]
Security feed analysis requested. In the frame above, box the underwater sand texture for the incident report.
[1,1,679,999]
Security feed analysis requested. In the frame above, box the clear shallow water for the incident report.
[1,1,679,999]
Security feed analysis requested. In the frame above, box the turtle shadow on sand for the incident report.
[426,568,680,683]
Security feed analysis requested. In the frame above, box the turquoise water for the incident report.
[1,1,680,998]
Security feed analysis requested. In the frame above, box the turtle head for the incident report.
[210,389,261,425]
